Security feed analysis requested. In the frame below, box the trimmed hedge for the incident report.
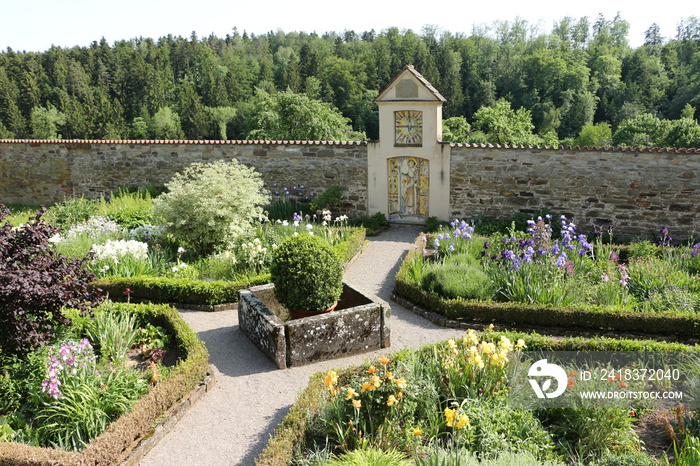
[0,302,209,465]
[256,331,697,465]
[255,372,328,466]
[395,236,700,339]
[333,228,367,265]
[92,274,272,306]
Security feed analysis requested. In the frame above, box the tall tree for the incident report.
[244,89,363,141]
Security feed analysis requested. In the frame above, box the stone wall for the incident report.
[0,140,369,218]
[449,144,700,240]
[1,140,699,239]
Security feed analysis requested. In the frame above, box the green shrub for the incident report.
[536,407,639,463]
[592,450,655,466]
[270,234,343,311]
[310,186,343,212]
[444,252,480,267]
[350,212,389,236]
[627,240,661,259]
[45,197,98,228]
[627,256,700,299]
[33,363,148,451]
[152,159,268,256]
[425,216,447,233]
[97,188,154,229]
[92,274,271,305]
[417,449,564,466]
[455,399,556,462]
[639,285,700,313]
[265,197,310,221]
[421,264,496,301]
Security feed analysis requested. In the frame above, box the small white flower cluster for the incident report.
[68,216,122,239]
[241,238,267,254]
[171,262,188,273]
[91,239,148,261]
[240,238,276,266]
[50,216,123,243]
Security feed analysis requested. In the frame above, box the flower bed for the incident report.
[0,302,210,464]
[257,330,696,465]
[394,218,700,338]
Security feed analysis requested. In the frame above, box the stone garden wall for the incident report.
[449,144,700,240]
[0,140,369,218]
[1,139,699,239]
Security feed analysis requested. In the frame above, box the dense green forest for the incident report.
[1,14,700,147]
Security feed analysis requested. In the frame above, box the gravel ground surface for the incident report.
[138,224,465,466]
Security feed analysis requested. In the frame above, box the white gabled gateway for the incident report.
[368,65,450,223]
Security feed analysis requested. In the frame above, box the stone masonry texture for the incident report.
[449,144,700,240]
[1,140,698,239]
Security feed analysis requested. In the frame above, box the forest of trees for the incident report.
[1,14,700,147]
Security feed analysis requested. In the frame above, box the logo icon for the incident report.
[528,359,568,399]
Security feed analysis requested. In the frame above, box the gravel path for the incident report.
[138,224,465,466]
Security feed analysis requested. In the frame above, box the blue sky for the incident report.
[1,0,697,52]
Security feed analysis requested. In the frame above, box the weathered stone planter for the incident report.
[238,281,390,369]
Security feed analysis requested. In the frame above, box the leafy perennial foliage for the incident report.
[0,207,103,356]
[152,159,269,256]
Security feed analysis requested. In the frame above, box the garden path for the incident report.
[138,224,465,466]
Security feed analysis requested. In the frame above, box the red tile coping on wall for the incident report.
[446,142,700,154]
[0,139,368,146]
[0,139,698,153]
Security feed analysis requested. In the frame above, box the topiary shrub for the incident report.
[270,234,343,314]
[0,206,103,356]
[152,159,268,256]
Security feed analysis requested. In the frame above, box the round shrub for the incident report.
[270,234,343,312]
[152,159,268,256]
[421,264,496,301]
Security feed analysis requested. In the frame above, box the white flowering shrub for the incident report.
[153,160,268,256]
[90,239,151,277]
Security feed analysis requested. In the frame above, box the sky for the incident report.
[1,0,698,53]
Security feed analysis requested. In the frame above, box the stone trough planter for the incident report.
[238,281,390,369]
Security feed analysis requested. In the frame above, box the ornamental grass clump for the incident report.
[270,234,343,314]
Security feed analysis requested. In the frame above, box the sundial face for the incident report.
[394,110,423,146]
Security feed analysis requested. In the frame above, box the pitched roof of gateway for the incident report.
[1,139,699,153]
[376,64,447,102]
